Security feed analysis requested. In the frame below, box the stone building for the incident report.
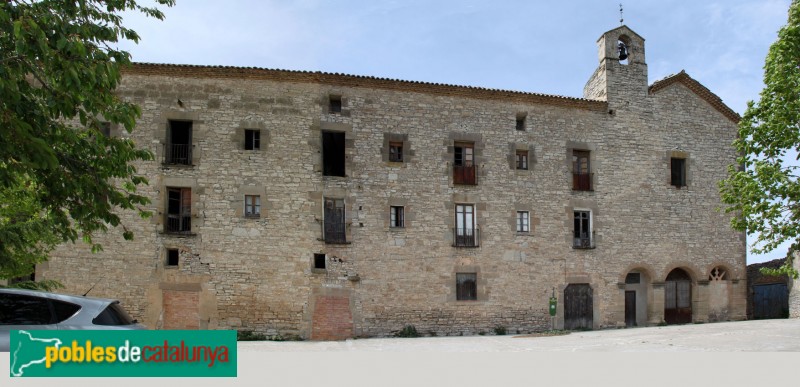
[40,25,747,339]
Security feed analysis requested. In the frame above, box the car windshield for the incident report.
[92,302,136,326]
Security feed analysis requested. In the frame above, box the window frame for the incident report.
[456,273,478,301]
[329,95,342,114]
[515,150,529,170]
[516,211,530,233]
[390,206,405,228]
[165,187,192,234]
[389,141,404,162]
[244,129,261,151]
[573,209,593,249]
[671,157,686,188]
[244,194,261,218]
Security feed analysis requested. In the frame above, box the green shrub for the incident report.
[493,326,507,335]
[394,325,420,338]
[237,330,267,341]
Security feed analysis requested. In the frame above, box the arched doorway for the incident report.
[564,284,593,330]
[664,268,692,324]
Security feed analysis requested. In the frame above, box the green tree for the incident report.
[720,0,800,278]
[0,0,174,284]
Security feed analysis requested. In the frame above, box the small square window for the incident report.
[100,122,111,137]
[516,211,529,233]
[245,195,261,218]
[671,158,686,187]
[314,253,326,270]
[456,273,477,301]
[329,95,342,114]
[245,129,260,150]
[166,249,179,266]
[390,206,404,228]
[389,142,404,162]
[516,150,528,170]
[516,114,526,131]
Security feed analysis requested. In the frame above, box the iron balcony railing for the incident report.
[572,173,593,191]
[453,228,480,248]
[453,164,477,185]
[324,222,347,244]
[164,143,192,165]
[572,236,595,249]
[165,214,192,234]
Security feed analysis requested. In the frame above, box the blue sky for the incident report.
[119,0,793,264]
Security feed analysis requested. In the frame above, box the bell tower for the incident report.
[583,26,648,104]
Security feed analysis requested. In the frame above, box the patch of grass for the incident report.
[237,330,267,341]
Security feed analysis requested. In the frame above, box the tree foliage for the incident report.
[0,0,174,280]
[720,0,800,278]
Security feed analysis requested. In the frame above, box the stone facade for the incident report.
[791,252,800,318]
[41,26,747,338]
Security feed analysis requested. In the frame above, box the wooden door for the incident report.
[564,284,593,330]
[664,269,692,324]
[625,291,636,327]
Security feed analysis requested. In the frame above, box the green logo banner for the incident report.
[9,330,237,377]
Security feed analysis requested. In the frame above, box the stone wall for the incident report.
[40,26,747,338]
[791,252,800,318]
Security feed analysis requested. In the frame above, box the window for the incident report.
[322,131,346,177]
[625,273,641,284]
[245,129,260,150]
[454,204,478,247]
[453,142,476,185]
[166,249,179,266]
[329,95,342,114]
[516,150,528,170]
[390,206,404,228]
[516,211,529,233]
[165,187,191,233]
[572,150,591,191]
[671,158,686,187]
[314,253,326,270]
[516,114,526,131]
[389,141,404,162]
[165,120,192,165]
[324,198,346,244]
[0,293,53,325]
[92,303,136,326]
[245,195,261,218]
[573,210,592,248]
[456,273,477,301]
[100,122,111,137]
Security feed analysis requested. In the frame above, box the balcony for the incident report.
[324,222,347,244]
[453,164,477,185]
[164,143,192,165]
[453,228,480,248]
[572,173,593,191]
[165,214,192,234]
[572,236,595,249]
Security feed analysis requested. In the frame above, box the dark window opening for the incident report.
[456,273,477,301]
[100,122,111,137]
[671,158,686,187]
[166,248,179,266]
[625,273,641,284]
[165,120,192,165]
[573,210,592,248]
[516,114,526,131]
[314,253,326,270]
[324,198,346,244]
[322,131,346,177]
[516,150,528,170]
[390,206,404,228]
[389,141,403,162]
[454,204,479,247]
[245,129,260,150]
[165,187,191,234]
[329,95,342,114]
[572,150,592,191]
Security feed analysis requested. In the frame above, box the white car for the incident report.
[0,288,146,352]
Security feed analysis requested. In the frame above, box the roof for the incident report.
[123,63,608,112]
[649,70,740,123]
